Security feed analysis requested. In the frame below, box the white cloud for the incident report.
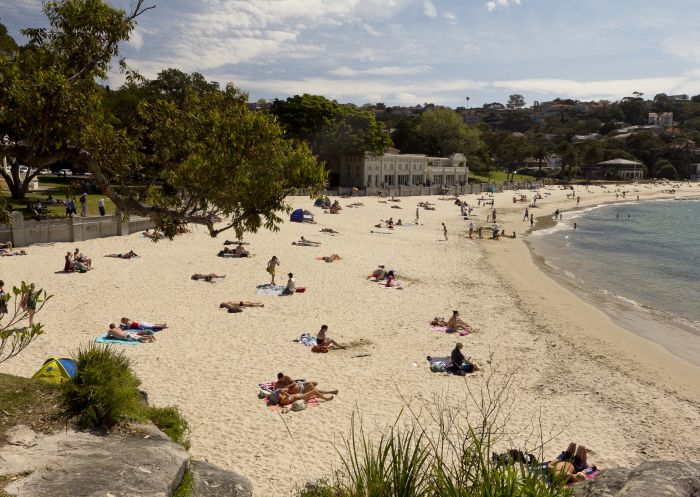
[443,11,458,23]
[127,28,144,50]
[422,0,437,18]
[329,65,433,76]
[486,0,520,12]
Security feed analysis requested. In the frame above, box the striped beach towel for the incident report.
[256,284,286,296]
[258,381,321,411]
[95,334,140,346]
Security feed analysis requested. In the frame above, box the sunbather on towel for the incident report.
[262,388,335,406]
[274,373,318,393]
[192,273,226,282]
[316,325,345,349]
[220,301,264,308]
[547,443,591,483]
[107,323,155,342]
[219,244,250,257]
[120,317,167,330]
[1,249,27,256]
[321,254,341,263]
[105,250,139,259]
[369,265,386,280]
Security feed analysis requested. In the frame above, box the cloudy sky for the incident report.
[2,0,699,107]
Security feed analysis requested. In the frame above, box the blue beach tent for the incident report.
[290,208,305,222]
[32,357,78,384]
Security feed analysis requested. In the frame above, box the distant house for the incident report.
[690,164,700,180]
[333,152,468,188]
[523,154,562,169]
[648,112,674,127]
[584,158,644,180]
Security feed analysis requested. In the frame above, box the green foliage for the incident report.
[656,163,678,179]
[146,406,191,450]
[0,22,18,54]
[0,281,50,365]
[62,343,142,428]
[270,94,392,165]
[172,468,194,497]
[415,108,485,160]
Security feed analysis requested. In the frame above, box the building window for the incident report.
[384,175,394,186]
[433,174,442,184]
[412,174,423,185]
[367,175,372,186]
[397,174,410,185]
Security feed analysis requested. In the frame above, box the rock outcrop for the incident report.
[191,460,253,497]
[1,423,189,497]
[573,461,700,497]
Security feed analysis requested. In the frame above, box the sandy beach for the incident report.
[2,182,700,495]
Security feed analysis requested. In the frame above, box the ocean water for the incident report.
[529,198,700,366]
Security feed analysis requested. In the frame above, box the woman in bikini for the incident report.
[547,443,590,483]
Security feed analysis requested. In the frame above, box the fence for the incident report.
[0,211,154,247]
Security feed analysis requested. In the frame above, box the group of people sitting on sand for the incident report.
[329,200,342,214]
[105,250,139,259]
[219,242,250,257]
[374,217,401,229]
[64,248,92,272]
[105,317,168,342]
[259,372,339,406]
[0,242,27,256]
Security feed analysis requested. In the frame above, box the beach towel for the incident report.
[427,356,452,368]
[95,334,140,346]
[256,284,286,296]
[429,323,471,336]
[297,334,317,347]
[218,253,247,258]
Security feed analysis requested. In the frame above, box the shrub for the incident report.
[147,406,191,450]
[62,344,142,428]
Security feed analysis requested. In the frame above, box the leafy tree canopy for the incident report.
[0,1,325,237]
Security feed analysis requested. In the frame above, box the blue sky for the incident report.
[2,0,699,107]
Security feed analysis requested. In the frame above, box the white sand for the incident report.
[2,182,700,495]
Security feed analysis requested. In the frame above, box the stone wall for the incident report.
[1,211,154,247]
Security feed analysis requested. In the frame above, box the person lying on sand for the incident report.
[107,323,155,342]
[120,317,167,331]
[220,301,265,309]
[223,240,249,245]
[191,273,226,282]
[219,244,250,257]
[1,249,27,256]
[369,265,387,280]
[432,310,471,333]
[320,228,339,234]
[272,373,338,397]
[293,236,321,246]
[143,229,165,240]
[262,388,335,406]
[320,254,341,263]
[547,443,591,483]
[105,250,139,259]
[316,324,345,349]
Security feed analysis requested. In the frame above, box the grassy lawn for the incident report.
[1,175,116,219]
[469,170,536,184]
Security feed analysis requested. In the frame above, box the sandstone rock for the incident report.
[1,423,189,497]
[191,460,253,497]
[573,461,700,497]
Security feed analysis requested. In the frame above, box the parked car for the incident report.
[39,168,51,174]
[57,169,73,177]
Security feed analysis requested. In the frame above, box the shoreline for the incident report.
[527,199,700,368]
[481,187,700,402]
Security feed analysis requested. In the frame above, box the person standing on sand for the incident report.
[468,221,474,239]
[415,207,419,223]
[442,222,448,241]
[530,214,534,227]
[524,208,529,221]
[492,209,497,223]
[267,256,280,285]
[576,196,580,206]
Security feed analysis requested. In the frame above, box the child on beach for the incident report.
[267,256,280,284]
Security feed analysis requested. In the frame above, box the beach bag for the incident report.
[291,400,307,412]
[268,389,281,406]
[311,345,329,353]
[430,363,445,373]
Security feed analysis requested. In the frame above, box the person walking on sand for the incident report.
[530,214,534,227]
[442,222,448,241]
[468,221,474,239]
[266,256,280,285]
[523,207,529,221]
[492,209,497,223]
[415,207,419,223]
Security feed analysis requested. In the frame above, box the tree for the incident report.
[506,94,526,110]
[528,133,551,179]
[0,282,50,365]
[270,94,391,167]
[1,1,326,238]
[391,117,422,153]
[656,163,678,179]
[414,108,485,162]
[0,22,18,54]
[493,134,530,182]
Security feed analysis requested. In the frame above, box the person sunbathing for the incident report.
[263,388,335,406]
[547,443,590,483]
[107,323,155,342]
[232,243,249,256]
[143,229,165,240]
[320,228,339,234]
[220,301,265,309]
[369,265,387,280]
[321,254,341,263]
[300,236,320,245]
[316,325,345,349]
[192,273,226,282]
[223,240,249,245]
[1,249,27,256]
[120,317,167,330]
[274,373,319,393]
[105,250,139,259]
[432,310,471,333]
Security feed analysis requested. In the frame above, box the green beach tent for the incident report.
[32,357,78,384]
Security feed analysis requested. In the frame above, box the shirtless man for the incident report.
[191,273,226,282]
[107,323,155,342]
